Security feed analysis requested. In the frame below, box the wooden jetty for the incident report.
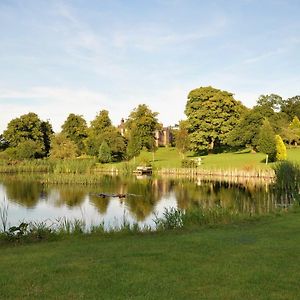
[133,166,153,175]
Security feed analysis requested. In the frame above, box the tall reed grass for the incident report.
[273,161,300,204]
[153,206,245,230]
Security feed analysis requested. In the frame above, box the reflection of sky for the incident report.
[0,183,177,230]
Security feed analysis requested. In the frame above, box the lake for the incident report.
[0,174,281,230]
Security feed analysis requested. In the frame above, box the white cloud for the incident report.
[0,87,111,133]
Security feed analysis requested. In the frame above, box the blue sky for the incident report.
[0,0,299,132]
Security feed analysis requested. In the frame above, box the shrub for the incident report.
[275,135,287,161]
[181,159,197,168]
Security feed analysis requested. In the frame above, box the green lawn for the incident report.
[112,147,300,171]
[1,211,300,299]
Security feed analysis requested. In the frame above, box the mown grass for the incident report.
[1,210,300,299]
[105,147,300,172]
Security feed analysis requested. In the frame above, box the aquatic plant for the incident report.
[273,161,300,204]
[0,197,8,232]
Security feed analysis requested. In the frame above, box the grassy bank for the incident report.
[106,147,300,174]
[1,210,300,299]
[0,147,299,176]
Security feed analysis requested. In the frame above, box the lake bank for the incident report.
[1,209,300,299]
[0,147,299,178]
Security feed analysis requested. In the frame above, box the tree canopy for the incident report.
[50,133,78,159]
[125,104,160,151]
[85,110,126,161]
[61,114,88,154]
[185,86,246,153]
[258,119,276,163]
[2,112,53,158]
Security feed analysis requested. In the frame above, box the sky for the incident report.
[0,0,299,133]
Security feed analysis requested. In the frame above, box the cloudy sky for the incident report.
[0,0,299,132]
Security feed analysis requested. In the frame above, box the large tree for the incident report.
[258,119,276,164]
[85,110,126,161]
[281,95,300,121]
[185,86,246,152]
[228,94,288,149]
[175,120,190,158]
[61,113,88,154]
[3,112,53,158]
[125,104,160,151]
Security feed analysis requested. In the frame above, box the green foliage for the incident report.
[273,161,300,203]
[50,133,78,159]
[289,116,300,131]
[256,94,282,112]
[85,110,126,161]
[90,110,112,131]
[61,113,88,154]
[98,141,112,163]
[281,95,300,121]
[15,140,41,160]
[175,120,190,157]
[185,86,246,153]
[126,104,159,151]
[3,112,53,158]
[258,119,276,162]
[275,135,287,161]
[281,116,300,145]
[52,159,96,174]
[0,134,9,151]
[126,125,142,159]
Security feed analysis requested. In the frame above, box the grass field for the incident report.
[1,210,300,299]
[115,147,300,171]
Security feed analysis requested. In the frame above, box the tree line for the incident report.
[0,104,159,162]
[0,86,299,163]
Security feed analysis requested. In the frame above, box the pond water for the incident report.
[0,174,282,230]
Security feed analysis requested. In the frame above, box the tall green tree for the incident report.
[281,95,300,121]
[3,112,53,158]
[85,110,126,161]
[228,94,288,150]
[185,86,246,153]
[175,120,190,158]
[258,119,276,164]
[98,141,112,163]
[126,104,160,151]
[126,124,142,161]
[61,114,88,154]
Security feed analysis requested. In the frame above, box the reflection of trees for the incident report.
[3,180,42,208]
[89,195,110,214]
[55,188,86,207]
[123,177,172,221]
[174,178,274,214]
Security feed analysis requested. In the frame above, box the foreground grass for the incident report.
[1,211,300,299]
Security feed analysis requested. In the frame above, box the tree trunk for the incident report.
[265,154,268,165]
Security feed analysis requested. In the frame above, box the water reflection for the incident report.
[0,174,283,228]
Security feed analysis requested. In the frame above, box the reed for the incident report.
[0,159,53,173]
[40,174,105,185]
[158,167,275,178]
[153,206,258,230]
[273,161,300,204]
[0,197,9,232]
